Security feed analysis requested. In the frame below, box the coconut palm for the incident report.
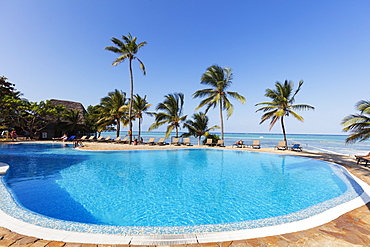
[63,109,84,135]
[105,34,147,144]
[148,93,187,138]
[96,89,128,138]
[132,94,152,143]
[193,65,246,141]
[183,112,220,145]
[255,80,315,147]
[342,99,370,143]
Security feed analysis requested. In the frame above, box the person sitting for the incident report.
[355,152,370,165]
[53,134,68,142]
[355,152,370,159]
[233,140,244,148]
[10,130,17,142]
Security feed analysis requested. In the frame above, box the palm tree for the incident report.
[63,109,84,135]
[132,94,152,143]
[193,65,246,141]
[183,112,220,145]
[97,89,128,138]
[105,33,147,144]
[148,93,187,138]
[342,99,370,143]
[255,80,315,147]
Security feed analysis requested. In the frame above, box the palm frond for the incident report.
[136,58,146,75]
[291,104,315,111]
[290,111,304,122]
[226,91,246,104]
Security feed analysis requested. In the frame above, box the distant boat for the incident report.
[259,136,264,138]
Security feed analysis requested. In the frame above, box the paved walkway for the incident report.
[1,147,370,246]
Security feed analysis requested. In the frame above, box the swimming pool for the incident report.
[0,143,369,243]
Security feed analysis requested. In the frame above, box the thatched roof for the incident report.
[50,99,87,113]
[49,99,87,124]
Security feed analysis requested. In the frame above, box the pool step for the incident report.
[0,163,9,175]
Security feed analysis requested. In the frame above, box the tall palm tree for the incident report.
[132,94,152,142]
[183,112,220,145]
[105,33,147,144]
[148,93,187,138]
[193,65,246,141]
[342,99,370,143]
[97,89,128,138]
[255,80,315,147]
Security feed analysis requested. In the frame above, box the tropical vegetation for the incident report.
[182,112,219,145]
[255,80,315,147]
[2,97,66,139]
[148,93,187,138]
[96,89,129,138]
[105,34,147,144]
[132,94,151,142]
[342,98,370,143]
[193,65,246,141]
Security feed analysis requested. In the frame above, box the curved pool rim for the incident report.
[0,147,370,244]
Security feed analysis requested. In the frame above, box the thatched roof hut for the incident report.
[50,99,87,114]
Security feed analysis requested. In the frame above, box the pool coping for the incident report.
[1,145,370,244]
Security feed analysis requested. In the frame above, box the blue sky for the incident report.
[1,1,370,135]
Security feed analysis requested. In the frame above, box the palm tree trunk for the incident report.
[281,117,287,148]
[128,59,134,144]
[116,118,121,138]
[175,126,178,138]
[138,118,141,144]
[219,102,224,140]
[198,136,201,146]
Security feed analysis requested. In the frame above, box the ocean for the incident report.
[100,131,369,157]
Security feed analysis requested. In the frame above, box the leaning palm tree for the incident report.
[193,65,246,141]
[148,93,187,138]
[105,34,147,144]
[183,112,220,145]
[96,89,129,138]
[342,99,370,143]
[255,80,315,147]
[132,94,152,142]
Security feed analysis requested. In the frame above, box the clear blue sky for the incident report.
[1,1,370,135]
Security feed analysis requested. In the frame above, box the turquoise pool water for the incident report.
[0,143,362,230]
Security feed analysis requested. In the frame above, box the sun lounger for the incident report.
[155,138,167,145]
[171,138,181,145]
[182,138,193,146]
[78,136,88,141]
[95,136,105,142]
[86,136,96,142]
[355,152,370,165]
[215,140,225,147]
[118,136,129,144]
[356,157,370,166]
[113,136,122,143]
[66,135,76,141]
[205,139,214,146]
[290,143,302,152]
[275,141,287,150]
[145,138,155,145]
[250,140,260,149]
[102,136,112,142]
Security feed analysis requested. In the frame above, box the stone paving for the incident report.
[1,145,370,246]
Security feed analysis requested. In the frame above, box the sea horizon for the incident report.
[99,131,369,157]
